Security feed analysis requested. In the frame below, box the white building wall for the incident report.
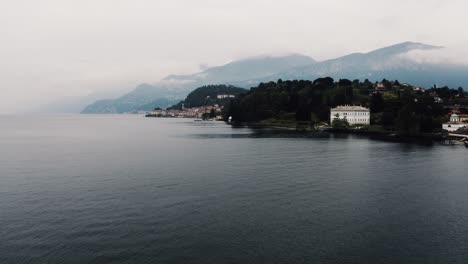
[442,123,466,132]
[330,110,370,125]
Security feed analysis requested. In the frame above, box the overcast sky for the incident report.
[1,0,467,113]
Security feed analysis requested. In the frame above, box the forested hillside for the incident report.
[168,85,246,110]
[224,78,466,135]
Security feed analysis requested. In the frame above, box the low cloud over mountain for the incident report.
[82,42,468,113]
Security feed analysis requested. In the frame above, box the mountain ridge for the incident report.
[81,42,468,114]
[81,54,316,113]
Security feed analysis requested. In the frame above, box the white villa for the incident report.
[330,105,370,125]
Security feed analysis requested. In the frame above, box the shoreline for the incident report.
[231,121,448,145]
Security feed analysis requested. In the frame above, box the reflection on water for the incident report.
[1,115,467,264]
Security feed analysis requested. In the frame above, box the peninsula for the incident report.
[222,78,468,138]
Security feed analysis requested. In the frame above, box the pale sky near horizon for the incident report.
[1,0,468,113]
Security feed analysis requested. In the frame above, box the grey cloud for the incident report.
[1,0,467,113]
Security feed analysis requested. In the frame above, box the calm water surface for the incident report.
[1,115,467,264]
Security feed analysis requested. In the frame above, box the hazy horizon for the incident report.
[2,0,468,113]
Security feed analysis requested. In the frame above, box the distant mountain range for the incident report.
[81,83,181,114]
[81,55,314,113]
[81,42,468,113]
[36,87,133,114]
[246,42,468,88]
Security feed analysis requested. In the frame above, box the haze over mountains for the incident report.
[82,42,468,114]
[81,55,315,113]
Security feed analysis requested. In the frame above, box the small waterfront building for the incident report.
[330,105,370,126]
[442,113,468,132]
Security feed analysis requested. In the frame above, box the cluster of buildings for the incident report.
[146,104,223,119]
[372,82,468,132]
[373,82,426,93]
[373,82,446,103]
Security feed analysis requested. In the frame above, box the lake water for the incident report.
[1,115,467,264]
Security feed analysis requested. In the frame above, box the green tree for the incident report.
[458,87,465,97]
[209,108,216,118]
[332,114,350,130]
[370,93,384,112]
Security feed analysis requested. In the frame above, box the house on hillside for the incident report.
[413,87,426,92]
[330,105,370,126]
[375,82,387,92]
[217,94,236,99]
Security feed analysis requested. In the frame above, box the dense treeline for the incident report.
[225,78,367,122]
[224,78,466,135]
[168,85,246,110]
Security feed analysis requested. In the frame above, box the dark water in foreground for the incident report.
[1,115,467,264]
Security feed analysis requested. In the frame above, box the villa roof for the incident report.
[331,105,369,111]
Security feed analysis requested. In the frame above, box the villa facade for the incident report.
[330,105,370,125]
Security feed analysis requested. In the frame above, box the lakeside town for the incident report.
[146,104,223,119]
[145,80,468,145]
[146,79,468,121]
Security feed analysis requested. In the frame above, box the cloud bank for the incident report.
[1,0,467,113]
